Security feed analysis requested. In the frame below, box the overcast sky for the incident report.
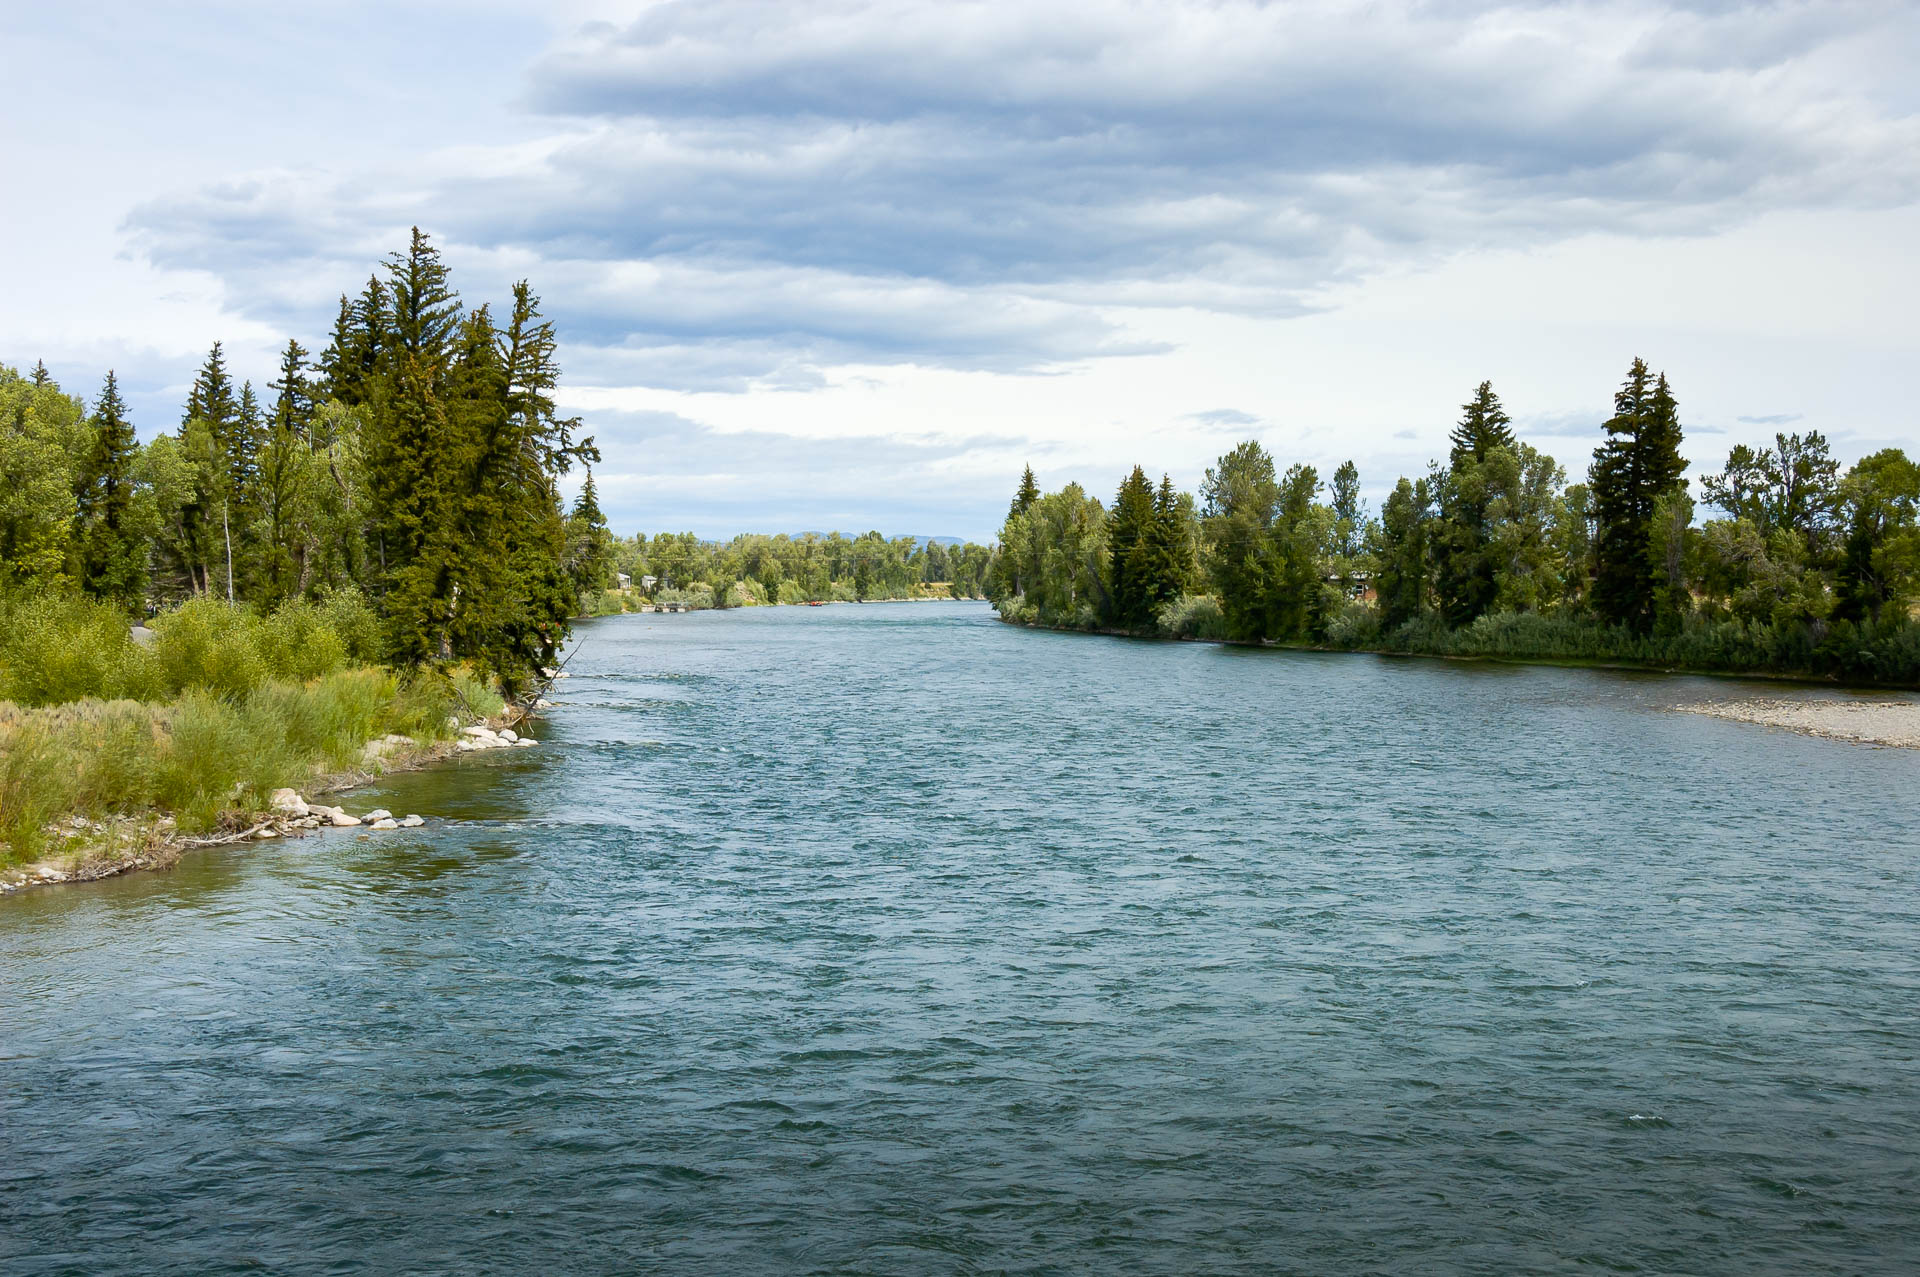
[5,0,1917,540]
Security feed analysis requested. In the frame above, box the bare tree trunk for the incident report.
[223,503,235,603]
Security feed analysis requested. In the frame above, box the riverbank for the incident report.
[997,607,1920,691]
[1675,697,1920,749]
[0,704,541,894]
[0,654,546,891]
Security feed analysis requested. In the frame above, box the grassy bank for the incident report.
[1001,594,1920,688]
[0,592,504,869]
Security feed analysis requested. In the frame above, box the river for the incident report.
[4,600,1918,1274]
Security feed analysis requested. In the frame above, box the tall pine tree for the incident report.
[1107,465,1156,628]
[1011,466,1039,519]
[1435,380,1514,626]
[76,370,147,606]
[1590,359,1687,633]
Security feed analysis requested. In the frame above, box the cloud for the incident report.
[1736,412,1804,425]
[122,0,1920,385]
[567,406,1033,537]
[1185,407,1261,428]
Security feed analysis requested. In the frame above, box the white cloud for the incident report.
[5,0,1916,535]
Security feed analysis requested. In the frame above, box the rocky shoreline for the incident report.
[1,706,545,896]
[1675,696,1920,749]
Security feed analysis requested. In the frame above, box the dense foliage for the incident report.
[988,359,1920,684]
[1,231,599,690]
[598,529,994,609]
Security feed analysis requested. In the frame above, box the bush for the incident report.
[258,599,351,682]
[0,593,159,705]
[1156,594,1227,640]
[311,587,382,663]
[151,597,267,700]
[656,585,715,609]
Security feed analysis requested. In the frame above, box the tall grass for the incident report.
[0,668,468,863]
[0,589,504,865]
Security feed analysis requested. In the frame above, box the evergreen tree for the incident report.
[389,227,461,362]
[1448,380,1515,460]
[30,360,52,387]
[1107,465,1156,627]
[317,278,389,407]
[1134,474,1189,621]
[1435,380,1514,626]
[1011,465,1039,519]
[75,371,146,605]
[270,339,315,439]
[566,470,615,601]
[183,342,238,440]
[1590,360,1688,633]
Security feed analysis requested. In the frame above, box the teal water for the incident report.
[4,601,1919,1274]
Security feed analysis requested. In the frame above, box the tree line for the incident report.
[602,530,993,608]
[0,230,608,688]
[987,359,1920,682]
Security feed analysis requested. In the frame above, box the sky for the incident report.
[4,0,1917,542]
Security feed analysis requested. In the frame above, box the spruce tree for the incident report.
[270,339,314,439]
[1134,473,1189,620]
[1435,380,1513,626]
[566,470,615,601]
[76,370,147,606]
[30,359,52,387]
[1590,360,1688,633]
[1011,466,1040,519]
[1107,465,1156,628]
[183,342,238,438]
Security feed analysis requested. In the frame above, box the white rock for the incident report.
[534,698,553,709]
[366,809,392,821]
[269,788,309,817]
[499,728,518,743]
[329,812,361,828]
[255,827,279,839]
[555,672,570,679]
[400,815,425,827]
[461,725,493,739]
[540,666,558,678]
[514,737,537,747]
[370,818,399,830]
[446,715,460,730]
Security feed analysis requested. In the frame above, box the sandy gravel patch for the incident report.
[1676,697,1920,749]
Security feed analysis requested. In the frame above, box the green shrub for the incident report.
[1158,593,1227,640]
[0,593,159,705]
[448,666,504,723]
[258,599,351,682]
[151,597,267,700]
[312,586,383,663]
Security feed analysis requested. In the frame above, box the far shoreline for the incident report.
[992,614,1920,707]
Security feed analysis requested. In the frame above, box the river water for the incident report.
[4,601,1919,1274]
